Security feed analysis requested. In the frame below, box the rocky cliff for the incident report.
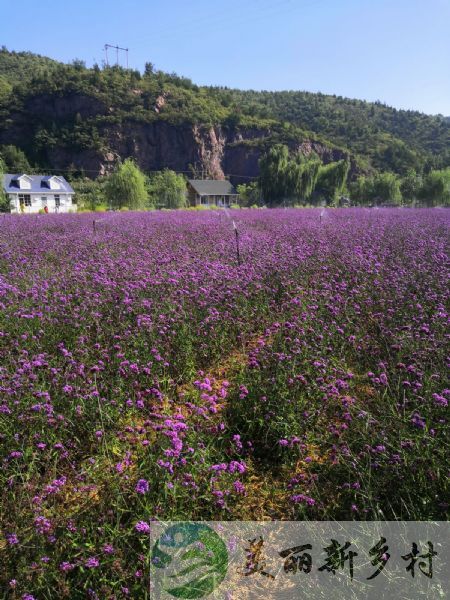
[0,113,349,183]
[0,82,353,182]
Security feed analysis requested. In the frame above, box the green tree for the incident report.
[259,144,290,205]
[0,74,12,102]
[316,159,350,204]
[71,177,106,211]
[350,172,402,205]
[71,58,86,70]
[259,146,323,206]
[288,153,321,202]
[236,181,261,206]
[400,169,422,204]
[144,62,155,76]
[0,145,31,172]
[104,159,149,210]
[376,139,421,175]
[419,168,450,206]
[349,176,372,205]
[148,169,187,208]
[371,172,402,205]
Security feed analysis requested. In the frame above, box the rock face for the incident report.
[39,121,269,181]
[192,125,227,179]
[0,101,351,182]
[82,122,349,183]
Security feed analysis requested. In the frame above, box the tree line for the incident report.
[237,144,450,207]
[71,161,188,211]
[1,144,449,211]
[0,150,188,212]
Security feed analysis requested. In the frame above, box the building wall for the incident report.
[196,194,234,207]
[9,193,76,214]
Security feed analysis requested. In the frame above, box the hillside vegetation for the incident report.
[222,88,450,170]
[0,47,449,182]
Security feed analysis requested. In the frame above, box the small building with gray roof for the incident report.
[187,179,239,208]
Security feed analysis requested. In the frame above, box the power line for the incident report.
[101,0,324,70]
[132,0,304,49]
[3,164,259,180]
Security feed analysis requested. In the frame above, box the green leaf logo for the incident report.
[151,523,228,599]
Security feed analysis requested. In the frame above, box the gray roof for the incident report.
[188,179,237,196]
[3,174,74,194]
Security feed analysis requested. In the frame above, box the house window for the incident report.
[41,196,47,207]
[19,194,31,206]
[54,195,60,208]
[201,196,208,205]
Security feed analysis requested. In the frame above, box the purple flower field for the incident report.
[0,208,448,598]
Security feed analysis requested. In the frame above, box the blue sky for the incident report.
[2,0,450,115]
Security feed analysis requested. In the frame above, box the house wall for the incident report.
[195,194,234,207]
[9,193,76,214]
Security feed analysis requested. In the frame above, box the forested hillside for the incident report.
[0,48,448,182]
[219,88,450,172]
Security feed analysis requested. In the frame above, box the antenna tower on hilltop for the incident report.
[104,44,129,68]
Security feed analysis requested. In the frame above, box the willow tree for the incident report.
[371,172,402,205]
[317,159,350,203]
[148,169,186,209]
[299,154,321,201]
[349,176,371,205]
[286,157,304,202]
[284,153,320,203]
[259,144,290,206]
[419,168,450,206]
[105,159,149,210]
[400,169,422,204]
[260,146,321,205]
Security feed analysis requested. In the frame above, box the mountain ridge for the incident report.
[0,48,448,181]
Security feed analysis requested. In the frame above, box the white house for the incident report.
[2,173,76,214]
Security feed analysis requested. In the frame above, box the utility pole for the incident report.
[104,44,129,68]
[233,221,241,266]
